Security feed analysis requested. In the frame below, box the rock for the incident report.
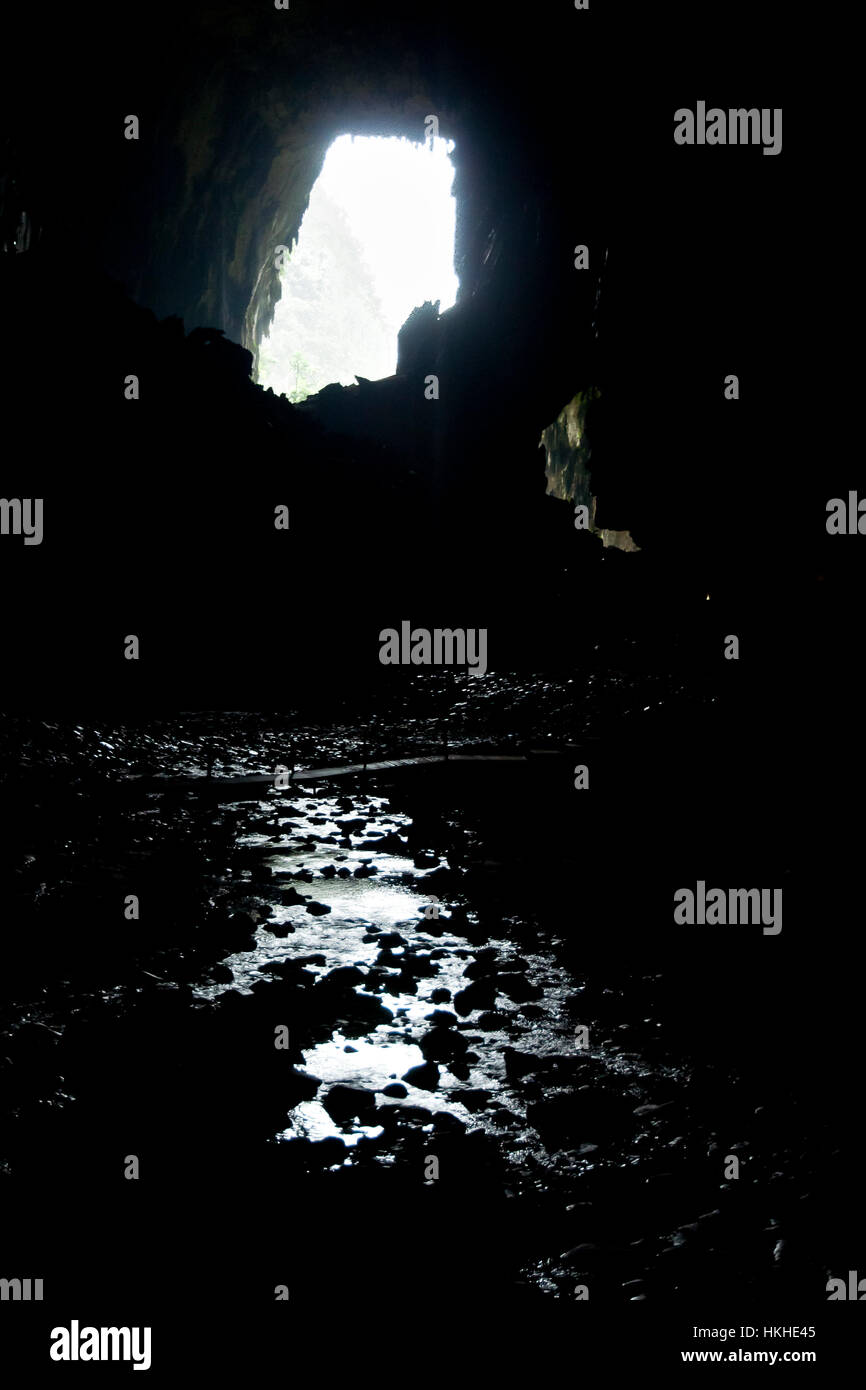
[430,987,451,1003]
[339,994,393,1028]
[362,832,406,852]
[309,1137,348,1167]
[322,965,365,989]
[384,1104,434,1127]
[392,973,419,995]
[432,1112,466,1134]
[495,972,542,1003]
[424,1009,457,1027]
[422,865,458,892]
[220,911,258,950]
[322,1084,378,1121]
[381,1082,408,1098]
[462,950,499,978]
[378,931,406,947]
[402,1061,440,1091]
[454,979,497,1015]
[419,1028,468,1062]
[477,1010,509,1030]
[287,1069,322,1106]
[361,968,390,992]
[503,1047,543,1082]
[305,900,331,915]
[454,1088,490,1112]
[398,954,437,978]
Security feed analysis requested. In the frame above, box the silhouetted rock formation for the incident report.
[396,299,439,375]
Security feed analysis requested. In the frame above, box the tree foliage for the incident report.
[258,187,395,400]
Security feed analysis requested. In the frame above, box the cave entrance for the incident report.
[256,133,458,401]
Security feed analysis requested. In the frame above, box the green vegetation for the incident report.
[258,188,394,399]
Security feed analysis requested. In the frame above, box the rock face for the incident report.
[3,3,604,495]
[396,301,440,377]
[1,1,798,698]
[542,391,598,512]
[541,391,640,553]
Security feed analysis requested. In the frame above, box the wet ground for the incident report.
[0,679,858,1317]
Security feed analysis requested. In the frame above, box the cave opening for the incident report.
[256,133,459,401]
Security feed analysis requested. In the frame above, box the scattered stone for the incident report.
[322,1084,378,1121]
[286,1070,322,1105]
[503,1047,543,1082]
[454,1089,490,1112]
[402,1061,440,1091]
[322,965,365,989]
[419,1028,469,1062]
[454,980,497,1015]
[496,972,542,1003]
[433,1112,466,1134]
[477,1010,509,1031]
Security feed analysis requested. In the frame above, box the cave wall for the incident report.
[2,0,797,605]
[3,1,603,402]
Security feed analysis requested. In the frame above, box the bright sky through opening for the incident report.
[258,134,458,399]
